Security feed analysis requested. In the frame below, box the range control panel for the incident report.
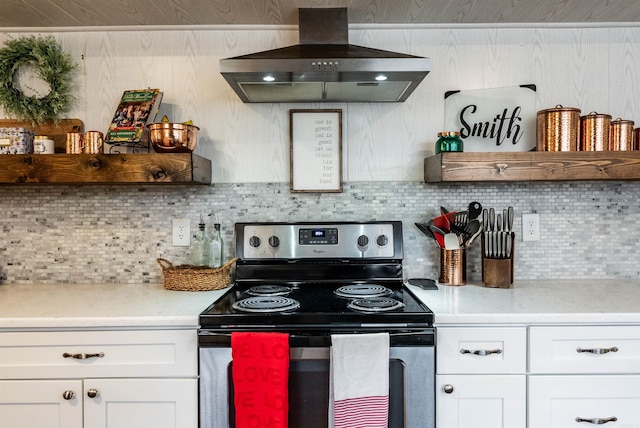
[236,222,401,259]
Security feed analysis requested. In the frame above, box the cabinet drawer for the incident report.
[0,329,197,379]
[529,325,640,373]
[436,327,526,374]
[529,375,640,428]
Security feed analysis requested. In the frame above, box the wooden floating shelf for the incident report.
[424,151,640,183]
[0,153,211,185]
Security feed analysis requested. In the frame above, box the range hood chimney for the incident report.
[219,8,431,103]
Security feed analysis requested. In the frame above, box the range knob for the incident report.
[376,234,389,247]
[268,235,280,248]
[249,236,261,248]
[357,235,369,247]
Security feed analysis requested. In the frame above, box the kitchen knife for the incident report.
[507,206,514,232]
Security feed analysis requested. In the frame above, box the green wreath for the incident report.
[0,36,77,123]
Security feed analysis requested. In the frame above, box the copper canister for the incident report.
[536,105,581,151]
[438,248,466,286]
[84,130,104,154]
[66,132,83,154]
[580,112,611,151]
[609,118,635,151]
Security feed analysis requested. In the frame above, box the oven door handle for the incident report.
[198,329,434,347]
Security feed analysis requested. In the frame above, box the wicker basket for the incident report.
[157,258,237,291]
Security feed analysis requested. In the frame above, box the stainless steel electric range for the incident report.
[199,221,435,428]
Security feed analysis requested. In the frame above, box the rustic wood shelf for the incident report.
[424,151,640,183]
[0,153,211,185]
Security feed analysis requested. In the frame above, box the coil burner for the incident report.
[246,285,292,296]
[334,284,393,299]
[347,297,405,313]
[232,296,300,313]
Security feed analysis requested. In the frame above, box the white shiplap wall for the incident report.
[2,25,639,183]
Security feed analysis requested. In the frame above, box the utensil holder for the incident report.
[438,248,466,286]
[481,233,514,288]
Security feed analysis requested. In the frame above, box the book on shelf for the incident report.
[106,88,163,145]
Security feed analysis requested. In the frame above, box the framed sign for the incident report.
[444,84,536,152]
[290,109,342,192]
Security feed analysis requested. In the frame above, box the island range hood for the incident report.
[219,8,431,103]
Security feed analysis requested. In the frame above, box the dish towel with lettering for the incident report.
[231,332,289,428]
[329,332,390,428]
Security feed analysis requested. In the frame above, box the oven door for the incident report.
[199,329,435,428]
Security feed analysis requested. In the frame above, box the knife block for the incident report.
[481,234,514,288]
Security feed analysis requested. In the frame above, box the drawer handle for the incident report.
[575,416,617,424]
[63,352,105,360]
[87,388,99,399]
[576,347,618,355]
[460,348,502,356]
[62,390,75,400]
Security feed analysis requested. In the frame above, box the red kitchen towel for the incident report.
[231,332,289,428]
[329,333,390,428]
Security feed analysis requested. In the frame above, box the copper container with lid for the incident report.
[609,118,635,151]
[580,112,611,151]
[536,105,581,151]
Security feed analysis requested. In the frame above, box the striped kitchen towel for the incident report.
[329,332,390,428]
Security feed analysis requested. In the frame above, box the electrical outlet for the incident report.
[522,213,540,242]
[172,218,190,246]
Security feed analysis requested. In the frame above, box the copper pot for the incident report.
[148,123,200,153]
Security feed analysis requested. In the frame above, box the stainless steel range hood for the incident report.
[219,8,431,103]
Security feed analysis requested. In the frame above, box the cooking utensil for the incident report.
[444,233,460,250]
[433,213,451,233]
[489,208,495,232]
[482,209,488,231]
[507,207,514,232]
[415,222,435,242]
[148,122,200,153]
[468,201,482,220]
[461,219,481,247]
[429,225,446,248]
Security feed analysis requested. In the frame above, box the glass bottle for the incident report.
[192,215,210,266]
[208,215,224,268]
[435,131,464,153]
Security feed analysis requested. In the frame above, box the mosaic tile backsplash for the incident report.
[1,181,639,285]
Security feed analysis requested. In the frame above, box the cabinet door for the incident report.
[529,375,640,428]
[0,380,82,428]
[436,374,526,428]
[84,378,198,428]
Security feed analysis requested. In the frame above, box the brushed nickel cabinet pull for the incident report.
[62,352,105,360]
[575,416,617,424]
[443,384,454,394]
[576,347,618,355]
[460,348,502,356]
[87,388,99,398]
[62,390,75,400]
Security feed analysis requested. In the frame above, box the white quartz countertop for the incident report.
[408,279,640,325]
[1,280,640,330]
[0,283,229,330]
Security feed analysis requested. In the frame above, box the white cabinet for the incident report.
[436,327,527,428]
[0,329,198,428]
[529,375,640,427]
[528,326,640,428]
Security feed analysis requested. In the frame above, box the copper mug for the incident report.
[84,131,104,154]
[66,132,83,154]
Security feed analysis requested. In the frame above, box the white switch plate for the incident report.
[522,213,540,241]
[172,218,191,246]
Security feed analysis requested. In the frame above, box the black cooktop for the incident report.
[199,282,433,330]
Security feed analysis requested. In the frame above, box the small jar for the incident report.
[436,131,463,153]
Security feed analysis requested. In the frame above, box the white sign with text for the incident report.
[444,85,536,152]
